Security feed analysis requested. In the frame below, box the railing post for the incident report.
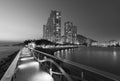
[60,74,63,81]
[44,56,47,66]
[49,68,52,76]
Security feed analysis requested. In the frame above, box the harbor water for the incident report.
[54,47,120,76]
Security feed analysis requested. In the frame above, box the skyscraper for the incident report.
[64,21,77,43]
[72,25,77,43]
[43,25,46,39]
[43,10,61,42]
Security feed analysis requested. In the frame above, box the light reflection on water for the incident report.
[55,47,120,76]
[55,48,74,60]
[113,50,117,61]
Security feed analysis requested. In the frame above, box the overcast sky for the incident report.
[0,0,120,42]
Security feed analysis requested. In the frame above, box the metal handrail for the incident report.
[30,48,120,81]
[31,48,73,81]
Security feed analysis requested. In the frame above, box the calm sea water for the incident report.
[0,46,22,61]
[54,47,120,76]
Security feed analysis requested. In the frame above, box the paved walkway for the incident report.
[5,47,54,81]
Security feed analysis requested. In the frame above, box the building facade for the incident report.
[72,25,77,44]
[43,10,61,42]
[64,21,77,44]
[43,25,46,39]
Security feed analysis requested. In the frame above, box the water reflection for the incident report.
[113,50,117,61]
[54,47,120,76]
[65,49,68,54]
[55,48,73,59]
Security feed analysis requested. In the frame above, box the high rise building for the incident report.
[43,10,61,42]
[72,25,77,44]
[64,21,77,43]
[43,25,46,39]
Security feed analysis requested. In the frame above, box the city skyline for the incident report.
[0,0,120,42]
[43,10,78,44]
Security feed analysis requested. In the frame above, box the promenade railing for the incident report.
[30,47,120,81]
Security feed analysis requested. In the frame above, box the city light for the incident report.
[20,57,34,61]
[18,61,39,70]
[30,72,54,81]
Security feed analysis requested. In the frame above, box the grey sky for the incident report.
[0,0,119,42]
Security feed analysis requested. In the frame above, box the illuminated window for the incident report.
[56,16,59,19]
[56,12,59,15]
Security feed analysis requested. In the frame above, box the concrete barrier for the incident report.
[1,50,21,81]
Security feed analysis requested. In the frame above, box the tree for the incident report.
[24,40,32,45]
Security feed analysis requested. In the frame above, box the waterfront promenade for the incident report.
[1,46,120,81]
